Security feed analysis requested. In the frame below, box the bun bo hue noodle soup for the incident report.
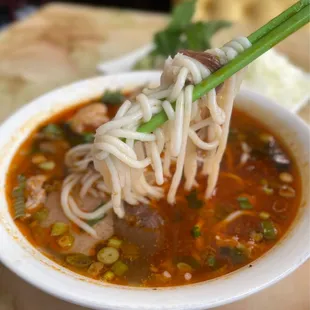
[6,39,300,287]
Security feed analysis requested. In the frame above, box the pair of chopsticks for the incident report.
[137,0,310,134]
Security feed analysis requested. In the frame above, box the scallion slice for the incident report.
[12,175,26,219]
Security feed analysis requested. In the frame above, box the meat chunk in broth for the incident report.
[25,175,47,210]
[114,203,164,256]
[68,211,114,255]
[70,103,108,133]
[42,191,114,255]
[114,203,165,282]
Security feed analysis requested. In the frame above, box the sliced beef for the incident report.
[179,50,222,72]
[68,211,114,255]
[42,191,114,255]
[70,103,108,133]
[180,49,223,92]
[25,175,47,210]
[77,194,103,212]
[114,203,165,257]
[41,191,68,227]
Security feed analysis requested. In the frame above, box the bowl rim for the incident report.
[0,72,309,310]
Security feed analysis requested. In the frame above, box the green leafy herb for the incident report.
[186,190,203,209]
[61,123,94,147]
[102,90,125,105]
[261,220,277,240]
[185,21,231,51]
[41,124,64,139]
[153,28,184,57]
[237,197,253,210]
[33,207,49,222]
[134,0,231,69]
[12,175,26,219]
[207,255,217,268]
[169,0,196,29]
[191,225,201,238]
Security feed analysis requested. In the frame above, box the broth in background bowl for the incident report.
[0,72,309,309]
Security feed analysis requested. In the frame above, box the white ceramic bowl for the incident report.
[0,72,309,310]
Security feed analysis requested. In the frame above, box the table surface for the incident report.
[0,3,309,310]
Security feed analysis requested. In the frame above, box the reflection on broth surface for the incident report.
[6,90,300,287]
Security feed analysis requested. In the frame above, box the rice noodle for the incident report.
[59,37,251,236]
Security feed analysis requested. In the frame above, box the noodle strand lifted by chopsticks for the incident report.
[60,37,251,236]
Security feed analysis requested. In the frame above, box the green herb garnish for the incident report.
[61,123,94,147]
[187,190,203,209]
[41,124,64,139]
[237,197,253,210]
[102,90,125,105]
[207,255,216,268]
[261,220,277,240]
[134,0,231,69]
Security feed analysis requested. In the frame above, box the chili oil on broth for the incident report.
[6,93,301,287]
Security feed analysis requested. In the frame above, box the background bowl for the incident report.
[0,72,309,310]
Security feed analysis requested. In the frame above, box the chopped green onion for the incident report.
[111,261,129,276]
[38,161,55,171]
[102,271,115,282]
[191,225,201,238]
[237,197,253,210]
[51,222,68,236]
[12,174,26,219]
[66,254,92,268]
[177,262,192,273]
[81,132,95,143]
[97,247,120,265]
[107,238,123,249]
[259,211,270,220]
[88,262,104,277]
[57,234,74,248]
[186,190,203,209]
[33,207,49,222]
[42,124,64,139]
[207,255,216,267]
[261,220,277,240]
[102,90,125,105]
